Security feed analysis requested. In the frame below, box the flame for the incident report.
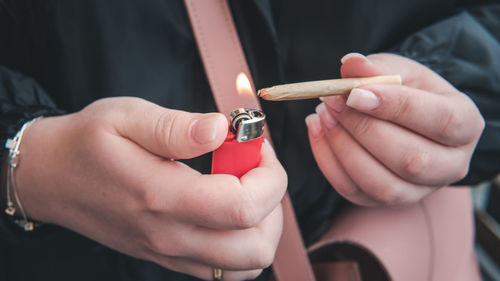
[236,72,254,97]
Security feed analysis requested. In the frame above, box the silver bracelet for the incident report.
[4,117,42,231]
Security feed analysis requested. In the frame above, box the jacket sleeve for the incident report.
[0,66,65,157]
[0,65,65,241]
[391,4,500,185]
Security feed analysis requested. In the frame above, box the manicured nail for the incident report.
[340,52,368,64]
[192,114,225,144]
[305,114,323,138]
[315,103,338,129]
[346,88,379,111]
[322,96,346,113]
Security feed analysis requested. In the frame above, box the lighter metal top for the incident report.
[230,108,265,142]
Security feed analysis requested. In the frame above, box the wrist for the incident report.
[2,117,44,231]
[1,154,8,213]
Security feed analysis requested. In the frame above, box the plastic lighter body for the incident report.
[211,108,265,178]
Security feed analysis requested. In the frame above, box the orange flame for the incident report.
[236,72,254,97]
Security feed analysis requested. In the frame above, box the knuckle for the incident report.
[141,187,166,213]
[350,115,372,138]
[154,111,180,154]
[232,193,259,228]
[146,233,177,256]
[82,109,112,134]
[334,183,363,199]
[400,149,432,180]
[81,119,105,143]
[456,165,469,182]
[453,167,468,184]
[470,108,485,142]
[275,166,288,195]
[439,106,464,141]
[452,159,470,183]
[396,190,421,205]
[461,94,485,139]
[371,184,404,205]
[244,269,263,281]
[372,183,427,206]
[249,241,275,269]
[391,93,412,121]
[279,165,288,186]
[477,112,486,133]
[78,116,114,154]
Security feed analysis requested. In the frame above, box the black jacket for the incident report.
[0,1,499,280]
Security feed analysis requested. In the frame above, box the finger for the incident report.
[323,84,481,146]
[94,133,284,230]
[151,255,263,281]
[340,52,456,94]
[321,101,469,186]
[112,97,228,159]
[151,140,287,229]
[306,112,379,206]
[340,52,382,77]
[317,111,435,205]
[176,204,282,270]
[238,140,288,221]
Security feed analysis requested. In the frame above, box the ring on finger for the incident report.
[212,268,223,281]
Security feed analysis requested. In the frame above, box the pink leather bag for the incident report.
[184,1,481,280]
[308,187,480,281]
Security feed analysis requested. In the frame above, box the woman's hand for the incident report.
[306,53,484,206]
[16,97,287,280]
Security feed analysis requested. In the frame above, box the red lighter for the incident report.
[211,108,265,178]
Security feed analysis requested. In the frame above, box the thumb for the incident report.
[115,98,228,159]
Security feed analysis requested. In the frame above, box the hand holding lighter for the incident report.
[211,108,265,178]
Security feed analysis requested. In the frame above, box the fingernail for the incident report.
[322,96,346,113]
[192,114,225,144]
[347,88,380,111]
[340,52,368,64]
[305,114,323,138]
[315,103,338,129]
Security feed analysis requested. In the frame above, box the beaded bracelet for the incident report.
[4,117,42,231]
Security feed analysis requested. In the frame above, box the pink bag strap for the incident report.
[183,0,259,116]
[184,1,315,280]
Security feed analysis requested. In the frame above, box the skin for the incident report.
[306,53,485,206]
[14,97,287,281]
[8,52,484,280]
